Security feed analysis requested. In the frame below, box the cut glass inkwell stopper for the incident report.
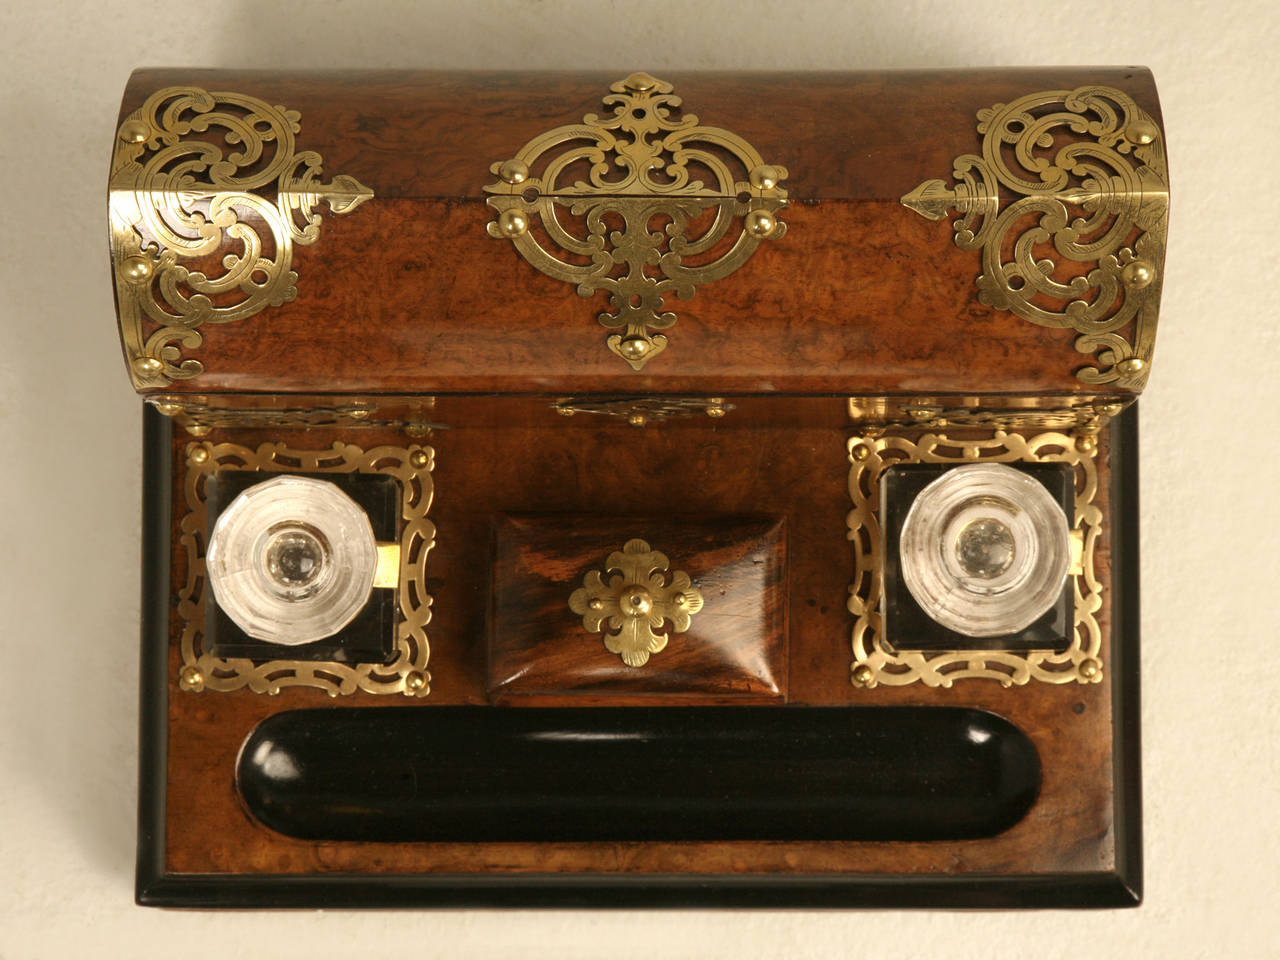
[206,476,378,645]
[898,463,1071,637]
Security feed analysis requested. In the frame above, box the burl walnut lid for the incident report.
[108,68,1167,397]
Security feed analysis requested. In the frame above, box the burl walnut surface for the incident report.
[162,407,1118,878]
[117,68,1162,396]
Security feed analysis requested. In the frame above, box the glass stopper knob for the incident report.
[955,518,1016,580]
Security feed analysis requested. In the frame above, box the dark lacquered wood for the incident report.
[488,513,787,704]
[149,408,1124,891]
[115,69,1163,397]
[237,706,1039,842]
[1109,403,1142,901]
[136,405,171,903]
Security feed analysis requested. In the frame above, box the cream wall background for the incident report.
[1,0,1276,956]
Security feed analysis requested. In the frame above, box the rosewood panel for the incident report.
[489,513,787,704]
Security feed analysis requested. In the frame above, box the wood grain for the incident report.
[160,413,1118,879]
[114,69,1162,397]
[488,513,787,704]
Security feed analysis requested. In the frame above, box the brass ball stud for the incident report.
[588,598,605,611]
[620,586,653,617]
[498,159,529,185]
[497,208,528,238]
[851,664,875,687]
[188,447,209,465]
[624,72,658,92]
[1117,357,1146,377]
[706,404,726,419]
[618,339,650,362]
[749,164,782,190]
[178,665,203,691]
[132,356,163,377]
[121,256,153,282]
[1120,260,1155,289]
[404,670,427,692]
[409,449,430,469]
[1079,658,1101,681]
[1077,435,1097,453]
[850,443,871,462]
[745,209,776,238]
[627,413,647,427]
[1126,120,1158,145]
[119,120,148,143]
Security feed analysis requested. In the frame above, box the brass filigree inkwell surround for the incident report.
[484,71,788,369]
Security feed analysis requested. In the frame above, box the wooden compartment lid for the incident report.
[108,68,1167,397]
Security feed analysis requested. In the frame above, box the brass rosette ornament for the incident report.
[902,86,1167,389]
[485,72,788,369]
[569,539,705,667]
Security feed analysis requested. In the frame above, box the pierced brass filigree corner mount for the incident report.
[569,538,705,667]
[110,87,374,388]
[902,86,1167,389]
[484,72,789,370]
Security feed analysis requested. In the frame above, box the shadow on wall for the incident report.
[206,0,979,73]
[0,71,144,876]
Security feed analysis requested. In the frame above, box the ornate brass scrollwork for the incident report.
[552,395,730,425]
[902,86,1167,389]
[145,394,439,437]
[110,87,373,388]
[177,439,434,698]
[569,538,705,666]
[485,72,788,370]
[847,429,1103,688]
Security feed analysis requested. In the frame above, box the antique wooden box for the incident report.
[112,68,1166,907]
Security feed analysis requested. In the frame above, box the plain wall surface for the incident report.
[1,0,1276,956]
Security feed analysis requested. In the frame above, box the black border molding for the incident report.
[135,404,1141,908]
[136,404,172,904]
[1109,402,1143,903]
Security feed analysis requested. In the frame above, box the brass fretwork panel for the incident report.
[484,72,788,370]
[846,429,1103,688]
[902,86,1167,389]
[176,439,434,698]
[110,87,373,388]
